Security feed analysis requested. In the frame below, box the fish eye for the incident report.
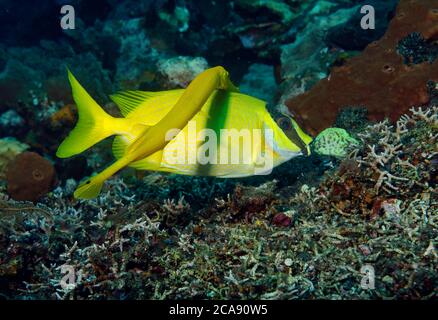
[277,117,292,131]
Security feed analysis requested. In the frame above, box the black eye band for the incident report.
[277,117,291,130]
[278,116,309,156]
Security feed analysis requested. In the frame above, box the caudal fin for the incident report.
[56,69,116,158]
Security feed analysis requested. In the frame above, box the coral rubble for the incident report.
[0,107,435,299]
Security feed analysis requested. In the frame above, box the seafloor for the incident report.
[0,0,437,299]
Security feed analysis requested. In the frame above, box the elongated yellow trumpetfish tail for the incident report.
[56,69,116,158]
[74,155,134,199]
[126,66,239,159]
[74,177,104,200]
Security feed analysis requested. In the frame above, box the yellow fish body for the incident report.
[57,67,312,199]
[113,89,311,177]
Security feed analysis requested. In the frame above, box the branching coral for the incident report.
[357,107,437,195]
[318,106,437,219]
[0,106,436,300]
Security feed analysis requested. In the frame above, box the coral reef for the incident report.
[158,3,190,33]
[284,0,438,135]
[278,3,360,107]
[0,0,436,301]
[0,42,113,107]
[0,107,435,299]
[322,106,437,219]
[397,32,438,65]
[1,0,330,164]
[157,56,209,89]
[234,0,296,25]
[334,107,369,134]
[6,152,56,202]
[326,0,398,50]
[239,63,277,107]
[0,110,25,137]
[0,138,29,179]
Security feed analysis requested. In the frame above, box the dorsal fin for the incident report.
[110,90,180,117]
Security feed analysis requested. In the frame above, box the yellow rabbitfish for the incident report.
[57,66,312,199]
